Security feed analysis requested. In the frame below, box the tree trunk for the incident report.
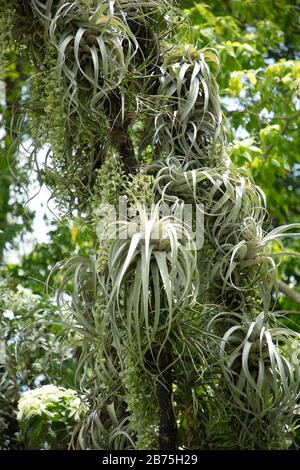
[156,344,177,450]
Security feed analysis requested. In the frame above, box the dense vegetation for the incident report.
[0,0,300,450]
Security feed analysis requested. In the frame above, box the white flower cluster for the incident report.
[17,384,86,422]
[1,284,41,315]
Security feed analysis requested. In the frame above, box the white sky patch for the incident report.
[4,145,60,264]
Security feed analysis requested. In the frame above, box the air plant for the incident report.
[47,0,178,122]
[51,3,140,119]
[208,219,300,311]
[72,403,133,450]
[4,1,183,212]
[145,158,300,309]
[105,202,200,360]
[145,157,266,217]
[206,311,300,448]
[140,45,225,162]
[51,254,132,449]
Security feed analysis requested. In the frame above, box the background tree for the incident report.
[0,58,34,261]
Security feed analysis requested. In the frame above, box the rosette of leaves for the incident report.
[52,255,133,449]
[72,400,133,450]
[51,5,138,119]
[47,0,177,122]
[145,159,300,311]
[105,202,200,361]
[141,45,224,163]
[206,311,300,448]
[145,158,266,224]
[208,219,300,311]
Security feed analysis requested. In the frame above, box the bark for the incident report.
[156,344,177,450]
[110,124,138,175]
[277,280,300,305]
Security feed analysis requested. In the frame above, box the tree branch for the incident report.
[110,125,138,175]
[264,111,300,157]
[277,280,300,305]
[156,344,177,450]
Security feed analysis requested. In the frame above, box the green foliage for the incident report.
[184,2,300,300]
[1,222,94,296]
[0,282,77,449]
[184,1,300,224]
[105,202,200,363]
[0,59,34,261]
[124,353,159,450]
